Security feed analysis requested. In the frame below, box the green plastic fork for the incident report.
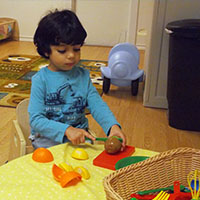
[138,184,185,195]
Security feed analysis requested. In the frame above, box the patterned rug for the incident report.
[0,55,107,108]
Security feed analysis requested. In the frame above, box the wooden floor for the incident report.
[0,40,200,165]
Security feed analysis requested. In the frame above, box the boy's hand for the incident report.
[109,125,126,151]
[65,126,95,145]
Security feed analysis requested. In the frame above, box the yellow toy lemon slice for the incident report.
[59,162,73,172]
[71,148,89,160]
[74,166,90,179]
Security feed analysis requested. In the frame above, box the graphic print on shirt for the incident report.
[45,83,74,105]
[45,83,85,125]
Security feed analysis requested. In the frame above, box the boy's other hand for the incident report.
[65,126,96,145]
[109,125,126,151]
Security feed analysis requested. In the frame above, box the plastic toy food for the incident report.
[52,164,67,181]
[52,164,82,187]
[32,148,54,163]
[59,162,73,172]
[74,166,90,179]
[104,136,122,154]
[60,171,82,188]
[71,148,89,160]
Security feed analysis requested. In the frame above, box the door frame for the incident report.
[143,0,168,108]
[127,0,140,45]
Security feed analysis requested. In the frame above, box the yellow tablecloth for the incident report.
[0,144,159,200]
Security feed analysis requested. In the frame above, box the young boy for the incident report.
[28,9,126,149]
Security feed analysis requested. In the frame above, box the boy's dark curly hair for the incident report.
[34,9,87,58]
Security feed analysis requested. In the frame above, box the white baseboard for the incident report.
[136,44,146,50]
[143,96,168,109]
[19,36,33,42]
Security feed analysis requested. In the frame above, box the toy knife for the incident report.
[95,137,123,142]
[85,137,123,142]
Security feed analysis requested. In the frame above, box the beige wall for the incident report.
[0,0,72,41]
[0,0,153,47]
[76,0,130,46]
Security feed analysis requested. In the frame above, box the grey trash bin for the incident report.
[166,19,200,131]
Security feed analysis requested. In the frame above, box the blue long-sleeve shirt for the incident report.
[28,66,120,143]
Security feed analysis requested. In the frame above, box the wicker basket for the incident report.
[103,147,200,200]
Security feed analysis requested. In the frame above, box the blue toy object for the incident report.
[100,43,144,95]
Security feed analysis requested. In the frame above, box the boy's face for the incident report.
[47,44,81,71]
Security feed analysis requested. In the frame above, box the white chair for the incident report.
[9,98,33,161]
[9,98,97,160]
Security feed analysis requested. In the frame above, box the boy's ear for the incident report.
[44,52,49,58]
